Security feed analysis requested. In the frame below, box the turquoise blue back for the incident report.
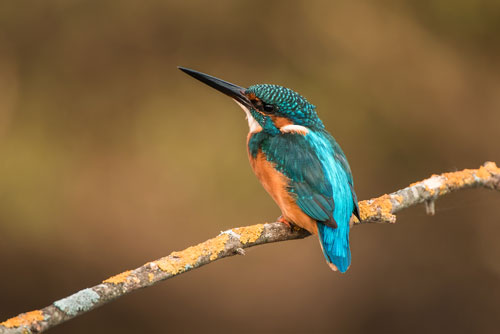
[307,131,354,273]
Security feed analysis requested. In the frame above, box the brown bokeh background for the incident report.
[1,1,500,333]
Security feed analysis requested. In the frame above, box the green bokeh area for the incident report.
[1,1,500,333]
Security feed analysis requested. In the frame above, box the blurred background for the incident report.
[1,0,500,333]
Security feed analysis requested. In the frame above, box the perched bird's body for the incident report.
[179,68,359,273]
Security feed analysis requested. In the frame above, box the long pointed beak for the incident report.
[178,66,251,108]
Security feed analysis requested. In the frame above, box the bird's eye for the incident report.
[263,104,275,114]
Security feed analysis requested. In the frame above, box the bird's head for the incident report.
[179,67,324,135]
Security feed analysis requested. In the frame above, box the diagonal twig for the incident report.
[1,162,499,334]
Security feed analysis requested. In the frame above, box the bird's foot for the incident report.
[277,216,295,232]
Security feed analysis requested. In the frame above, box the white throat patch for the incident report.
[235,101,262,133]
[280,124,309,135]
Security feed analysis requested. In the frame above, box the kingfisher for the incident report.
[178,67,360,273]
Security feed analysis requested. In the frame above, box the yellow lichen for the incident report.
[476,166,491,180]
[233,224,264,244]
[358,194,395,221]
[155,257,181,274]
[484,161,500,174]
[209,233,230,260]
[155,233,230,275]
[0,310,44,328]
[408,164,499,196]
[103,270,133,284]
[440,169,476,193]
[477,162,499,180]
[358,201,373,220]
[437,163,499,192]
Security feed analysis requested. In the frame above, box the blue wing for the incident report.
[249,130,358,227]
[327,134,360,220]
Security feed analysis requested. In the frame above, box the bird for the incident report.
[178,66,360,273]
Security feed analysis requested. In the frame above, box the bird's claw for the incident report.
[277,216,295,232]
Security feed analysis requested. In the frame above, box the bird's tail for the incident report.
[317,222,351,273]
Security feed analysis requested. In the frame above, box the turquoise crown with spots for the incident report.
[246,84,325,129]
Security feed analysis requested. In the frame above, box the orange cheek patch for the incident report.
[271,116,293,128]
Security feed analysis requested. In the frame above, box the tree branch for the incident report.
[1,162,499,334]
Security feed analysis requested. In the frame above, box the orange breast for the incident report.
[247,144,318,235]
